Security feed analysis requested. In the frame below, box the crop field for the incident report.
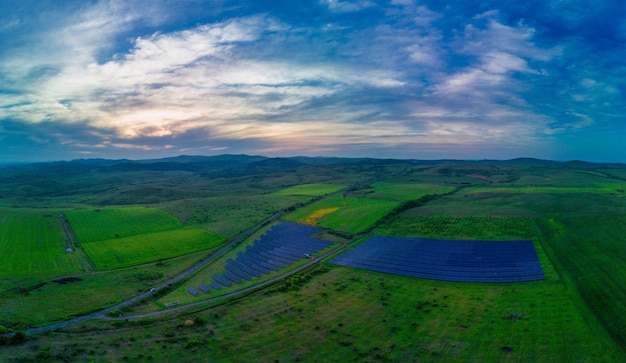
[65,207,182,243]
[377,215,535,241]
[0,210,83,277]
[366,182,454,201]
[66,207,226,270]
[459,184,626,196]
[272,183,345,196]
[284,194,398,233]
[81,227,226,270]
[540,214,626,349]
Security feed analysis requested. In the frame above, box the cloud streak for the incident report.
[0,0,624,162]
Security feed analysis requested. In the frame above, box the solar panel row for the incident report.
[187,223,333,295]
[330,235,545,283]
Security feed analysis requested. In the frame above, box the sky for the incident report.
[0,0,625,163]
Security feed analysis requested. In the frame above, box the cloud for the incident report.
[1,0,624,162]
[320,0,376,13]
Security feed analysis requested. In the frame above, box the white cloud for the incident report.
[321,0,376,13]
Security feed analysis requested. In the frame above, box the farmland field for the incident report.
[1,157,626,362]
[67,207,226,269]
[540,214,626,349]
[272,183,345,196]
[366,182,454,201]
[81,228,226,270]
[377,215,535,241]
[65,207,182,243]
[0,210,83,277]
[284,194,398,233]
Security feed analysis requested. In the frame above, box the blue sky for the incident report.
[0,0,624,162]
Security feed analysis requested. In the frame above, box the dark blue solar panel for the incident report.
[213,274,232,287]
[223,270,243,284]
[200,223,333,291]
[236,254,271,274]
[187,287,199,296]
[225,264,252,281]
[228,258,261,277]
[330,236,544,283]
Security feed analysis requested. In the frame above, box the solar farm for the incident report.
[187,223,334,295]
[2,158,626,362]
[330,236,544,283]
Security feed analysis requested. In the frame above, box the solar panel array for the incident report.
[330,236,545,283]
[188,223,333,295]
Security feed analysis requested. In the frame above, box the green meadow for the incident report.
[284,193,398,233]
[272,183,345,196]
[0,210,83,278]
[81,228,225,270]
[1,157,626,362]
[367,182,454,201]
[65,207,182,243]
[66,207,226,270]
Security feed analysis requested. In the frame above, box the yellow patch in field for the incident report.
[303,207,340,225]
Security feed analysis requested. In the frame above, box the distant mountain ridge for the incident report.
[1,155,624,176]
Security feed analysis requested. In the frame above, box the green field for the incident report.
[283,183,453,233]
[0,211,82,277]
[1,157,626,362]
[66,207,182,242]
[162,194,310,238]
[540,214,626,349]
[284,194,398,233]
[459,184,626,196]
[67,207,226,270]
[0,252,206,330]
[273,183,345,196]
[377,215,535,241]
[367,182,454,201]
[81,228,226,270]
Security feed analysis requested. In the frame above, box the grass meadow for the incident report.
[272,183,345,196]
[66,207,226,270]
[65,207,182,242]
[81,228,225,270]
[283,182,454,234]
[539,214,626,349]
[0,210,83,278]
[161,194,310,238]
[284,194,398,233]
[3,265,621,362]
[0,252,207,330]
[2,160,626,362]
[367,182,454,201]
